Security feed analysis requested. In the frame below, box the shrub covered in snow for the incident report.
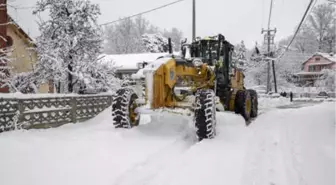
[9,72,38,93]
[142,33,173,53]
[315,69,336,92]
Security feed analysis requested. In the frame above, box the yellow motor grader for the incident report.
[112,34,258,140]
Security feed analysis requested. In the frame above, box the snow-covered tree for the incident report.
[308,3,335,52]
[33,0,103,93]
[163,27,183,51]
[104,16,181,54]
[104,18,143,54]
[278,23,318,54]
[315,69,335,92]
[233,40,247,70]
[0,46,12,90]
[142,33,172,53]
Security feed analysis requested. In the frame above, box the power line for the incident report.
[99,0,186,26]
[7,4,35,9]
[277,0,316,60]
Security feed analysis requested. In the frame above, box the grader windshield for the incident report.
[189,39,220,65]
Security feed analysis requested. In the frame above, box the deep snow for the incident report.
[0,101,334,185]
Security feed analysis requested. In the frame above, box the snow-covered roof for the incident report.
[99,52,172,69]
[315,52,336,62]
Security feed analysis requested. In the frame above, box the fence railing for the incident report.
[293,92,336,98]
[0,94,112,132]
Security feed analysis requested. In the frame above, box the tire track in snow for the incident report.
[241,112,296,185]
[112,114,197,185]
[112,134,196,185]
[281,117,308,185]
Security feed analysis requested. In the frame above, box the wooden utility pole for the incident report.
[261,0,277,93]
[192,0,196,41]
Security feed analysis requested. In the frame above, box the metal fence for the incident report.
[0,95,112,133]
[293,92,336,98]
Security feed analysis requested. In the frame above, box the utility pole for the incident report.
[192,0,196,41]
[261,0,277,93]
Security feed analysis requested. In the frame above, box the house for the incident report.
[0,1,50,93]
[295,52,336,86]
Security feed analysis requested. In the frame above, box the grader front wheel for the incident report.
[248,89,258,118]
[235,90,252,122]
[112,88,140,128]
[194,89,217,141]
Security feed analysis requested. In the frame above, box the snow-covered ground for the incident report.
[0,101,334,185]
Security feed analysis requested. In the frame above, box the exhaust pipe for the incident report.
[168,38,172,54]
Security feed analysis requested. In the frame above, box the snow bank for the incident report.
[258,97,292,112]
[242,102,335,185]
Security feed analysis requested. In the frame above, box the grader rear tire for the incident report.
[248,89,258,118]
[235,90,252,122]
[112,88,139,128]
[194,89,216,141]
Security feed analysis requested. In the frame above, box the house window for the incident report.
[309,66,316,72]
[6,36,13,47]
[315,57,320,61]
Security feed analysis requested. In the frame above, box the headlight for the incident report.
[192,58,203,67]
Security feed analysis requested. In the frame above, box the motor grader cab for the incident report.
[112,34,258,141]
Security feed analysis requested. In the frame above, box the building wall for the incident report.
[7,25,36,73]
[332,63,336,70]
[303,55,335,72]
[6,25,49,93]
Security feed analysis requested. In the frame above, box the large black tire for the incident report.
[194,89,216,141]
[248,89,258,118]
[112,88,140,128]
[235,90,252,122]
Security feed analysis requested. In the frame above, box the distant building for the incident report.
[295,52,336,86]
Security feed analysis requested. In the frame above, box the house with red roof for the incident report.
[295,52,335,86]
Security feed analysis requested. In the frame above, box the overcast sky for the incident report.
[7,0,329,49]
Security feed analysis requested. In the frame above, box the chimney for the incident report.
[0,0,7,48]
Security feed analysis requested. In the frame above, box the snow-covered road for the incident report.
[0,100,334,185]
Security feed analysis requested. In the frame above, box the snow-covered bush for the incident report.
[142,33,173,53]
[315,69,335,92]
[9,72,38,93]
[77,59,121,93]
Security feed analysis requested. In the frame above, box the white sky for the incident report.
[7,0,329,49]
